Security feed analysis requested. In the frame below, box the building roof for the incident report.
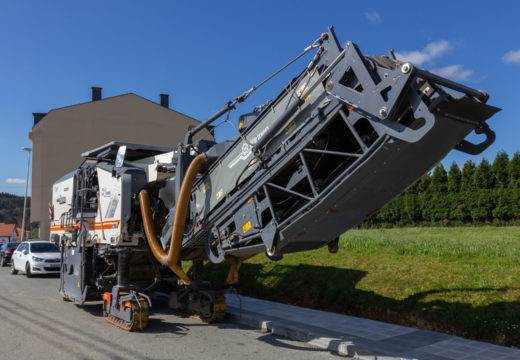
[32,92,201,128]
[0,223,16,237]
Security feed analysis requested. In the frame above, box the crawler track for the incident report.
[103,298,150,331]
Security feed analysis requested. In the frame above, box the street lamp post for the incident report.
[21,147,32,241]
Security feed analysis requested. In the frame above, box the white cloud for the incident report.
[395,40,452,66]
[396,41,474,81]
[503,49,520,64]
[364,12,381,22]
[6,178,25,184]
[430,65,473,81]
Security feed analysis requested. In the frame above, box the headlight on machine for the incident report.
[32,256,44,262]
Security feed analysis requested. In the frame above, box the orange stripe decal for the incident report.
[51,220,120,232]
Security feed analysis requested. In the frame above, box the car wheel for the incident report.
[25,262,33,278]
[10,260,18,275]
[0,256,4,267]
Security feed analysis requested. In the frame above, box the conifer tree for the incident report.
[471,159,495,222]
[512,187,520,218]
[471,189,495,223]
[416,175,431,193]
[493,188,513,222]
[447,162,462,193]
[473,158,493,189]
[456,160,477,222]
[426,164,449,222]
[403,193,421,223]
[461,160,476,191]
[430,164,448,193]
[446,162,462,223]
[491,151,509,188]
[507,152,520,188]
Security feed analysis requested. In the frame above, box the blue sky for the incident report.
[1,0,518,196]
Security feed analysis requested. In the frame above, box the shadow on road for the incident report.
[77,294,251,336]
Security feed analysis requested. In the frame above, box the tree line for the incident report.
[362,151,520,227]
[0,192,30,226]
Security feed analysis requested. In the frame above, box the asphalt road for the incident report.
[0,265,337,360]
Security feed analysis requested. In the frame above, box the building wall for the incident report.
[30,94,212,239]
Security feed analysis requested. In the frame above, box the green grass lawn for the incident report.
[202,227,520,346]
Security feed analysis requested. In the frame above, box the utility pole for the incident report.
[21,147,32,241]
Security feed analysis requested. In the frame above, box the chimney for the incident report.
[91,87,102,101]
[160,94,169,108]
[32,113,47,126]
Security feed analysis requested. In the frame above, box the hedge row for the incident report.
[363,151,520,226]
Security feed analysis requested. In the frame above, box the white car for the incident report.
[10,241,61,277]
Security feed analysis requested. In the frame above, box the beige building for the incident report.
[30,88,211,239]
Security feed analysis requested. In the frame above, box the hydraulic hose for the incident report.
[139,153,208,285]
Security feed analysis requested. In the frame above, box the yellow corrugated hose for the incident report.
[139,153,208,285]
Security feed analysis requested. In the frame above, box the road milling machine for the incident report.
[50,27,500,330]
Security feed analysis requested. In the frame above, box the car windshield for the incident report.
[30,242,59,253]
[7,243,19,250]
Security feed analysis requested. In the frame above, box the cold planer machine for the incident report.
[50,27,500,330]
